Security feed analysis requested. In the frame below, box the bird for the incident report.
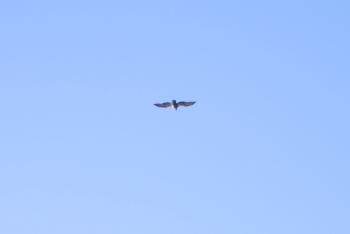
[154,100,196,110]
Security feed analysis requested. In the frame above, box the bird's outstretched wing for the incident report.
[154,102,172,108]
[177,101,196,107]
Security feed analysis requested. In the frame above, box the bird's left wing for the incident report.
[154,102,172,108]
[177,101,196,107]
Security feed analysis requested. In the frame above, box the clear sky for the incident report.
[0,1,349,233]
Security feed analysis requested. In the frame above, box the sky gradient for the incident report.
[0,1,349,233]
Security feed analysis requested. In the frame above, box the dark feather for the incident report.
[154,102,171,108]
[177,101,196,107]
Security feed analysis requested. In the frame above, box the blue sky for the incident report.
[0,1,349,233]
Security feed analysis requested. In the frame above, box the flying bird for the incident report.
[154,100,196,110]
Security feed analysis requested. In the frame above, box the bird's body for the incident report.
[154,100,196,110]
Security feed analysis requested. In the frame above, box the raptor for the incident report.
[154,100,196,110]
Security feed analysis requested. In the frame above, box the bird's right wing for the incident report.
[177,101,196,107]
[154,102,172,108]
